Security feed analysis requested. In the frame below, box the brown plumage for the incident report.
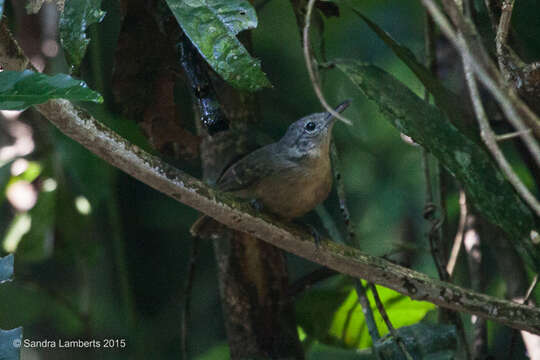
[191,101,350,237]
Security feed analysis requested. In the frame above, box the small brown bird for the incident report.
[191,100,350,236]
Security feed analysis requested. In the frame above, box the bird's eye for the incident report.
[305,121,316,131]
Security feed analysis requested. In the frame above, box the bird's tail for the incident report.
[190,215,227,239]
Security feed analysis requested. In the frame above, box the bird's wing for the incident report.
[217,146,280,193]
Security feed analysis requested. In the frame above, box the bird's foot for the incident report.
[299,222,321,249]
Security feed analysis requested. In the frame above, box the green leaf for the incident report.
[0,0,4,19]
[0,254,14,283]
[328,285,435,348]
[353,11,477,142]
[296,287,351,344]
[59,0,105,67]
[0,70,103,110]
[0,328,22,360]
[335,60,540,269]
[165,0,271,91]
[297,283,435,349]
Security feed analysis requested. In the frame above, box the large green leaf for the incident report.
[58,0,105,67]
[352,11,477,142]
[329,286,435,349]
[165,0,271,91]
[296,287,351,345]
[0,70,103,110]
[336,60,540,269]
[297,283,434,349]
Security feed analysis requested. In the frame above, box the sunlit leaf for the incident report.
[297,283,434,349]
[336,60,540,269]
[0,70,103,110]
[328,285,435,348]
[165,0,271,91]
[58,0,105,67]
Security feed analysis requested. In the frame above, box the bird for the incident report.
[191,100,350,237]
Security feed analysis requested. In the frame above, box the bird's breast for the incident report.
[252,156,332,219]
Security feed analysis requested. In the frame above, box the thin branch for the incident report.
[447,190,467,276]
[303,0,352,125]
[496,129,532,142]
[524,275,539,304]
[330,141,355,246]
[369,283,414,360]
[421,0,540,165]
[462,52,540,216]
[463,211,487,358]
[181,240,199,360]
[355,280,380,344]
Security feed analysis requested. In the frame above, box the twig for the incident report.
[447,190,467,276]
[422,10,449,282]
[462,51,540,216]
[463,211,487,357]
[508,274,539,359]
[355,280,380,344]
[181,240,199,360]
[496,129,532,141]
[524,275,539,304]
[330,141,356,246]
[421,0,540,164]
[302,0,352,125]
[369,283,414,360]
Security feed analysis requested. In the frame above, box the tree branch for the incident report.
[4,99,535,336]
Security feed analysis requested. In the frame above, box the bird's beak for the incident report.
[324,99,351,127]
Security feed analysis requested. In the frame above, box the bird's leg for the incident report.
[293,221,321,248]
[307,224,321,248]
